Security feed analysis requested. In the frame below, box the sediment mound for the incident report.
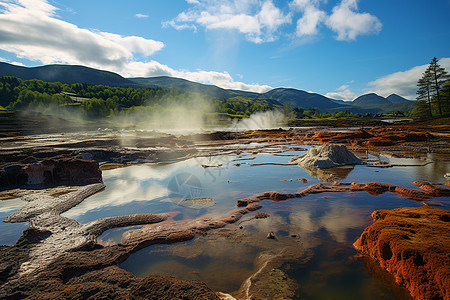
[354,206,450,300]
[290,144,362,169]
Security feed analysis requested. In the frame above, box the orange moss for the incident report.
[354,207,450,300]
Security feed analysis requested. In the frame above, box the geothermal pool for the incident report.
[1,142,449,298]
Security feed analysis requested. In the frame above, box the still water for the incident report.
[1,143,449,299]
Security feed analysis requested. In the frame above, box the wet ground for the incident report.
[1,124,449,299]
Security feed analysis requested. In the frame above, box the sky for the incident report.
[0,0,449,101]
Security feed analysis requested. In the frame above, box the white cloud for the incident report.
[0,56,25,66]
[296,5,325,36]
[125,60,272,93]
[326,0,382,41]
[0,0,164,70]
[290,0,325,37]
[0,0,272,93]
[325,88,356,101]
[162,19,197,31]
[290,0,322,10]
[325,83,357,101]
[368,58,450,99]
[167,0,381,43]
[135,13,149,18]
[165,0,292,43]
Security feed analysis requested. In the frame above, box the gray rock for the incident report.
[290,144,362,169]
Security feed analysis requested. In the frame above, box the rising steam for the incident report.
[229,110,285,131]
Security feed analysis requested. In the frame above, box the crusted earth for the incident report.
[354,206,450,300]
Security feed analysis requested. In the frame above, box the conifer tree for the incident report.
[416,57,450,118]
[416,69,433,118]
[426,57,449,117]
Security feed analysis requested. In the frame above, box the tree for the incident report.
[411,100,430,120]
[440,81,450,116]
[422,57,450,117]
[416,69,433,118]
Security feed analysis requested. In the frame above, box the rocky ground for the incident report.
[354,206,450,300]
[0,112,449,299]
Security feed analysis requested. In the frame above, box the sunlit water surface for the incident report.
[1,143,449,299]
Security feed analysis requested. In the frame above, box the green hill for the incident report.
[262,88,348,111]
[352,93,391,106]
[0,62,133,86]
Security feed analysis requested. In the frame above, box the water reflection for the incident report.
[120,237,260,292]
[121,191,420,297]
[0,197,25,213]
[0,197,28,245]
[301,165,355,182]
[63,150,314,224]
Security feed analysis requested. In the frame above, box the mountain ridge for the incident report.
[0,62,133,87]
[0,62,413,113]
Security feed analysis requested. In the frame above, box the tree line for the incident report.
[0,77,275,118]
[1,76,360,120]
[414,57,450,119]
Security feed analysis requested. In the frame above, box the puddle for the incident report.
[0,197,28,245]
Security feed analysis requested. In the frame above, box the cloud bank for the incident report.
[0,0,164,69]
[168,0,382,42]
[0,0,271,92]
[168,0,292,43]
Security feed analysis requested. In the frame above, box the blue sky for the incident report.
[0,0,449,100]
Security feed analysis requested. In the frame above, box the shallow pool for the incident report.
[1,143,449,299]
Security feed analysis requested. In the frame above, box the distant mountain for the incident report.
[1,62,414,113]
[331,99,349,105]
[129,76,260,100]
[262,88,347,111]
[352,93,392,107]
[0,62,133,86]
[131,77,341,110]
[386,94,411,103]
[130,76,283,107]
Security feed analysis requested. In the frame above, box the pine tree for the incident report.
[416,69,433,118]
[416,57,450,118]
[441,81,450,116]
[426,57,450,117]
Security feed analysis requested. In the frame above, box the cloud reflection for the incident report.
[63,156,235,219]
[0,198,26,214]
[244,196,367,248]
